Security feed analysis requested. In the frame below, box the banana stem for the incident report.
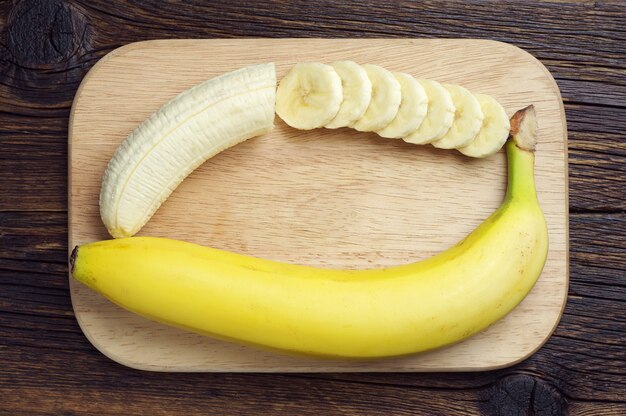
[504,105,539,204]
[505,140,537,203]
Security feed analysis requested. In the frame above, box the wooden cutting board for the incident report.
[69,39,568,372]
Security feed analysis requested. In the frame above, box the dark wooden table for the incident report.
[1,1,624,414]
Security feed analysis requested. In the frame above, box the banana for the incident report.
[275,62,343,130]
[73,106,547,359]
[458,94,510,158]
[351,64,401,132]
[403,79,455,144]
[431,84,484,149]
[377,73,428,139]
[99,63,276,239]
[325,61,372,129]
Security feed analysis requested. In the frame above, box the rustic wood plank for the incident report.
[1,0,624,414]
[0,338,624,415]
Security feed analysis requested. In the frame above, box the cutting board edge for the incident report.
[67,38,569,373]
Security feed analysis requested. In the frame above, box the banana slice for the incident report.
[431,84,484,149]
[351,64,401,132]
[100,63,276,238]
[458,94,510,158]
[403,79,455,144]
[325,61,372,129]
[377,73,428,139]
[276,62,342,130]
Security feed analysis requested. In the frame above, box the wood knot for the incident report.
[480,374,567,416]
[5,0,89,67]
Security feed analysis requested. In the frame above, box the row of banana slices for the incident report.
[275,62,511,158]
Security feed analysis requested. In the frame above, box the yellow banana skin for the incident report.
[71,107,547,359]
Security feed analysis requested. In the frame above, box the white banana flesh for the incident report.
[275,62,510,159]
[275,62,343,130]
[377,73,429,139]
[325,61,372,129]
[458,94,510,158]
[431,84,484,149]
[403,79,455,145]
[99,63,276,239]
[351,64,401,132]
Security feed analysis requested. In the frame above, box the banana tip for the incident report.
[69,245,78,275]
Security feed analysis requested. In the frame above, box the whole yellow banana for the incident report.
[71,106,547,358]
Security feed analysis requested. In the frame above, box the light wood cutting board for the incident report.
[69,39,568,372]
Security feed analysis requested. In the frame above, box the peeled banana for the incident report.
[73,106,547,359]
[99,63,276,238]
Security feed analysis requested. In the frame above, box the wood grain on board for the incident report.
[69,38,568,372]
